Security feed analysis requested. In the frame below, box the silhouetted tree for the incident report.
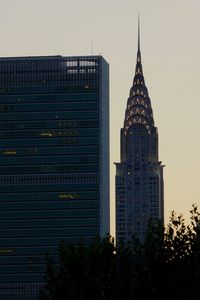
[40,206,200,300]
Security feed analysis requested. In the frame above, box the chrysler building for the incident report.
[115,22,164,243]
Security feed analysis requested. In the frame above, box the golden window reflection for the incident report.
[0,248,15,255]
[59,193,79,200]
[39,132,53,137]
[1,149,16,155]
[39,129,78,137]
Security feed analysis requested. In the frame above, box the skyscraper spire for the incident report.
[137,14,141,64]
[115,21,164,244]
[135,15,143,78]
[138,14,140,52]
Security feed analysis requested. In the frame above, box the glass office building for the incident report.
[0,55,109,299]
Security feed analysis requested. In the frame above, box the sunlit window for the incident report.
[0,248,14,255]
[2,150,16,155]
[59,193,79,200]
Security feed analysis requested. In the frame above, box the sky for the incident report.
[0,0,200,236]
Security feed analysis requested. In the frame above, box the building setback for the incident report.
[0,55,109,299]
[115,25,164,244]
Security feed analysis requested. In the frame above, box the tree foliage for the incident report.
[40,205,200,300]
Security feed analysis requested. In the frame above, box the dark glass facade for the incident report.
[0,55,109,299]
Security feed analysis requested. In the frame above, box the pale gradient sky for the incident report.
[0,0,200,235]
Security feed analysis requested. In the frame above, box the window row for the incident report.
[0,119,99,130]
[0,218,100,230]
[0,145,99,157]
[0,163,99,175]
[0,84,99,94]
[0,226,99,239]
[0,190,99,202]
[0,183,99,193]
[0,199,99,211]
[0,155,99,166]
[0,101,99,113]
[0,128,99,139]
[0,73,99,86]
[0,208,99,220]
[0,110,99,121]
[0,172,99,183]
[0,136,99,148]
[0,91,98,104]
